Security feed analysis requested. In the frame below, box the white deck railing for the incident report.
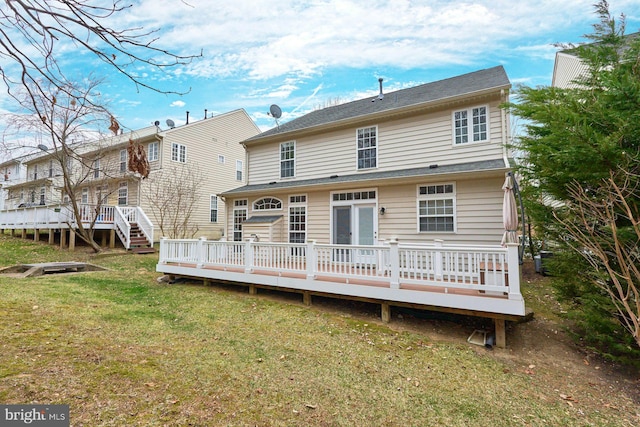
[158,238,522,300]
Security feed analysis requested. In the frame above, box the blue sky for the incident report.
[3,0,640,136]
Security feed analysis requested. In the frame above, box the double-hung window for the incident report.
[118,182,128,206]
[171,143,186,163]
[120,149,127,172]
[357,126,377,169]
[453,106,488,144]
[280,141,295,178]
[148,142,159,162]
[236,160,243,181]
[93,159,100,178]
[210,195,218,223]
[288,195,307,245]
[417,183,456,232]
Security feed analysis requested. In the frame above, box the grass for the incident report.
[0,234,637,426]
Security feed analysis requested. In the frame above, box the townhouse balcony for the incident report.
[0,203,153,250]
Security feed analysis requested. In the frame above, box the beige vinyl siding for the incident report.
[226,174,505,246]
[552,52,588,88]
[143,109,258,241]
[247,99,507,186]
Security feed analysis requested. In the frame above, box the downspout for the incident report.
[500,88,511,168]
[219,194,226,239]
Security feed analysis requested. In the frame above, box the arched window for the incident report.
[253,197,282,210]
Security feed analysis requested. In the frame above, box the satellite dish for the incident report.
[37,144,48,152]
[154,120,160,126]
[269,104,282,119]
[166,119,175,128]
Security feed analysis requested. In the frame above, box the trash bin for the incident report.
[539,251,553,276]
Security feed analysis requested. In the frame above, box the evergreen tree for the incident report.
[507,1,640,364]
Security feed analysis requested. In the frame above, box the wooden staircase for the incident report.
[129,223,155,254]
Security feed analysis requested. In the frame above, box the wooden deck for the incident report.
[157,238,527,348]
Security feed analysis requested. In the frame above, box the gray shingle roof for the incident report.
[246,66,509,143]
[221,159,508,197]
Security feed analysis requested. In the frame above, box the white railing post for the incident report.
[506,243,522,300]
[196,236,206,268]
[434,239,444,279]
[388,238,400,289]
[244,237,254,274]
[306,240,317,280]
[159,237,168,264]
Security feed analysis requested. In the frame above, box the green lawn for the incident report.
[0,234,636,426]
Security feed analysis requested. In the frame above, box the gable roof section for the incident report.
[245,66,510,145]
[221,159,508,197]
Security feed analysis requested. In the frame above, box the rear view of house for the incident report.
[158,66,526,347]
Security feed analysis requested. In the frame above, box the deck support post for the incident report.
[196,236,206,268]
[306,240,317,279]
[11,229,15,237]
[68,229,76,251]
[434,239,444,279]
[109,229,116,248]
[381,303,391,323]
[494,318,506,348]
[101,231,107,247]
[60,229,67,248]
[249,284,257,295]
[303,291,311,306]
[388,238,400,289]
[21,228,26,239]
[34,228,39,242]
[48,229,54,244]
[506,243,522,301]
[244,238,255,274]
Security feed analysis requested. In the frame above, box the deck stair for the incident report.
[128,223,155,254]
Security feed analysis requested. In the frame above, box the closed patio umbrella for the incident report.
[501,173,518,246]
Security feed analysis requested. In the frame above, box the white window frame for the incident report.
[356,126,377,170]
[236,160,243,181]
[120,149,127,172]
[117,181,128,206]
[93,158,100,178]
[280,141,295,178]
[453,105,488,145]
[81,188,89,204]
[288,194,307,244]
[171,143,187,163]
[233,199,248,241]
[210,195,218,223]
[218,155,225,164]
[33,164,38,180]
[148,142,159,162]
[253,197,282,211]
[417,183,456,233]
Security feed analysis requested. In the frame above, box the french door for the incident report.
[332,204,376,263]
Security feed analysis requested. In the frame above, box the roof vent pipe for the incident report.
[186,111,190,125]
[204,109,208,119]
[378,78,384,100]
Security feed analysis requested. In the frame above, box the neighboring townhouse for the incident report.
[143,108,260,240]
[552,32,639,88]
[0,108,259,250]
[157,66,526,348]
[223,66,513,248]
[0,156,28,211]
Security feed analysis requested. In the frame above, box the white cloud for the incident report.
[170,100,186,108]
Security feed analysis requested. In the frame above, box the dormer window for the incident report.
[253,197,282,211]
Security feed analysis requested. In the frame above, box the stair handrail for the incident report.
[135,207,154,246]
[113,206,131,249]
